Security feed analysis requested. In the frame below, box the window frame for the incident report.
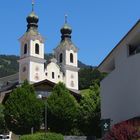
[70,53,74,63]
[52,72,55,79]
[35,43,39,54]
[59,53,63,63]
[24,43,27,54]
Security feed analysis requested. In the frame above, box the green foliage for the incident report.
[0,54,91,78]
[103,120,140,140]
[4,81,44,135]
[78,83,101,137]
[0,104,7,133]
[20,132,63,140]
[79,67,107,90]
[0,55,19,78]
[47,82,79,134]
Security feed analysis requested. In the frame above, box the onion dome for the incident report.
[26,12,39,31]
[61,15,72,40]
[27,12,39,24]
[26,2,39,32]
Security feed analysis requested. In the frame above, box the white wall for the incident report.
[30,40,44,59]
[29,61,45,83]
[101,52,140,125]
[65,70,78,90]
[66,50,78,67]
[45,62,63,83]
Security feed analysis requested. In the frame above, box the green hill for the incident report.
[0,55,19,78]
[0,54,93,78]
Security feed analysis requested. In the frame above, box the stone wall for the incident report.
[64,136,96,140]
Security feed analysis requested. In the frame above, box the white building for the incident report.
[98,20,140,125]
[18,5,79,92]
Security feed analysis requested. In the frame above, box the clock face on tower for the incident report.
[21,64,28,81]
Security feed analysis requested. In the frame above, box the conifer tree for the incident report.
[47,82,79,134]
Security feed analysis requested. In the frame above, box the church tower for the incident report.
[19,2,46,84]
[54,16,79,91]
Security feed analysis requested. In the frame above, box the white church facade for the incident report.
[18,5,79,92]
[98,20,140,125]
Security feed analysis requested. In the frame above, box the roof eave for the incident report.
[98,19,140,72]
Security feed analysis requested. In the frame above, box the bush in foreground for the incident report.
[103,120,140,140]
[20,132,63,140]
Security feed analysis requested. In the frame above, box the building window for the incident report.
[129,45,140,56]
[24,44,27,54]
[70,53,73,63]
[23,66,26,72]
[59,53,63,63]
[52,72,55,79]
[35,43,39,54]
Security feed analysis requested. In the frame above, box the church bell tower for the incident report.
[54,15,79,91]
[19,2,46,84]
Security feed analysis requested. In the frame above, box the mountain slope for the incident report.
[0,55,19,78]
[0,54,93,78]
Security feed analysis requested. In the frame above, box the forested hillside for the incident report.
[0,55,19,78]
[0,54,106,90]
[0,54,92,78]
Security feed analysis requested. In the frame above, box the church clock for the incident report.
[20,64,28,81]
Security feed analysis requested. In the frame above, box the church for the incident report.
[0,3,80,102]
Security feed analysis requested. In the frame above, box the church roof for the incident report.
[19,3,45,43]
[0,77,81,103]
[0,73,18,90]
[33,79,81,100]
[54,16,78,52]
[55,39,78,52]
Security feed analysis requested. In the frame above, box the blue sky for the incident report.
[0,0,140,66]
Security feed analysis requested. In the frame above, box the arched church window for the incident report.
[52,72,55,79]
[24,44,27,54]
[70,53,73,63]
[35,43,39,54]
[59,53,63,63]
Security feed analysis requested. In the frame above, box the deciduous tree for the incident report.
[4,81,44,135]
[0,104,7,133]
[78,83,101,137]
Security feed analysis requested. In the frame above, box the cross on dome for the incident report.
[65,14,68,24]
[32,0,35,12]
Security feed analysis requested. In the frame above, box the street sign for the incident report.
[101,119,111,137]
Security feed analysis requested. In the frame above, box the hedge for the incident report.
[20,132,64,140]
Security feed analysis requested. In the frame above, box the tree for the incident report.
[47,82,79,134]
[0,104,7,133]
[78,83,101,137]
[4,81,44,135]
[79,68,107,90]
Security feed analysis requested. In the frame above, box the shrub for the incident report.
[20,132,64,140]
[103,120,140,140]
